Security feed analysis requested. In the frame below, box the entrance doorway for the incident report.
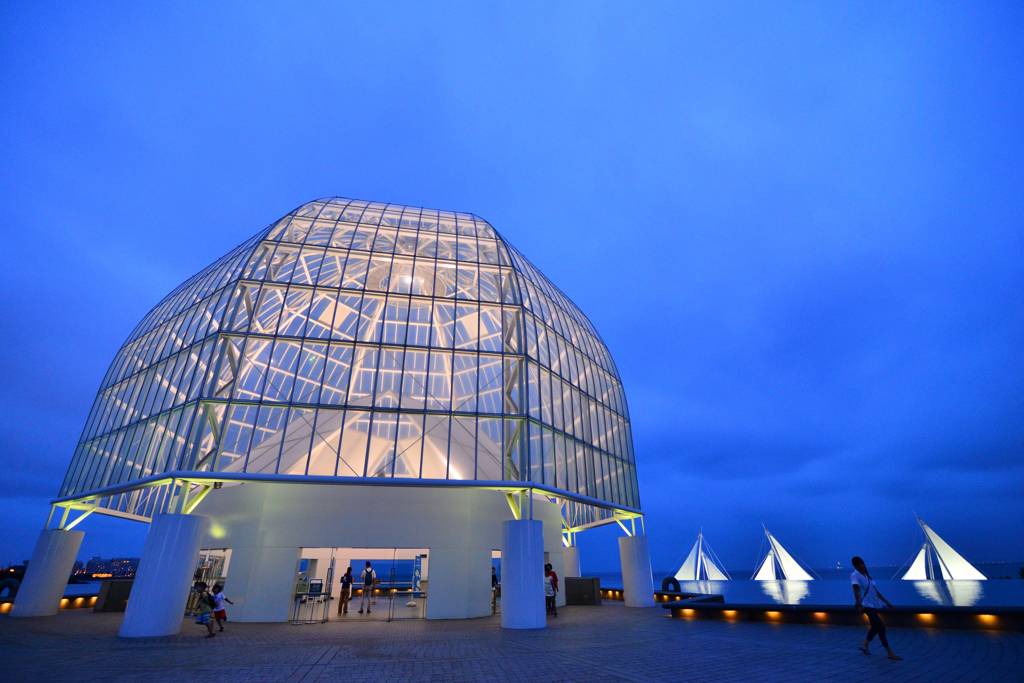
[297,547,428,622]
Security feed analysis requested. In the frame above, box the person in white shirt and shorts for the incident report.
[851,556,901,660]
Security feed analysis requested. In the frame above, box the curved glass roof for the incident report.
[59,198,638,520]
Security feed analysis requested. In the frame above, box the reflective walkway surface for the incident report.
[2,602,1022,682]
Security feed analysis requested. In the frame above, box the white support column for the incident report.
[563,545,581,578]
[11,529,84,617]
[619,534,656,608]
[501,519,545,629]
[119,513,208,638]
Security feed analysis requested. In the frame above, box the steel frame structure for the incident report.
[52,198,644,537]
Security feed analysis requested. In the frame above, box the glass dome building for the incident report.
[60,198,638,521]
[32,198,651,629]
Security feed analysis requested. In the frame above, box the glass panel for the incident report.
[278,288,312,337]
[454,303,478,350]
[330,223,357,249]
[430,301,454,348]
[542,427,555,487]
[366,412,398,477]
[251,285,286,335]
[394,229,418,256]
[350,226,377,251]
[448,416,476,480]
[452,353,478,413]
[436,235,457,260]
[456,263,478,300]
[269,245,300,282]
[415,233,437,258]
[338,410,370,476]
[347,347,378,406]
[293,342,326,404]
[366,255,392,292]
[216,404,257,472]
[400,349,429,410]
[421,414,449,479]
[477,417,503,481]
[306,220,334,246]
[479,266,501,303]
[503,308,521,353]
[357,294,385,343]
[527,362,540,420]
[307,408,343,475]
[504,418,526,480]
[320,343,353,405]
[382,295,409,345]
[233,337,272,401]
[551,376,564,431]
[332,293,361,340]
[372,228,397,254]
[411,261,434,296]
[245,405,287,473]
[292,248,324,285]
[374,348,403,408]
[262,339,299,403]
[395,413,423,478]
[406,298,432,346]
[540,368,553,426]
[426,350,452,411]
[479,305,502,352]
[477,355,502,414]
[317,250,347,287]
[528,421,543,484]
[503,357,522,415]
[340,252,368,289]
[388,257,414,293]
[279,407,316,475]
[564,438,578,494]
[304,289,336,339]
[434,261,457,298]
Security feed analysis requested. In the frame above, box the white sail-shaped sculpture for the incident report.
[674,533,731,581]
[901,518,986,580]
[751,528,814,581]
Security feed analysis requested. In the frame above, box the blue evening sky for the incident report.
[1,2,1021,573]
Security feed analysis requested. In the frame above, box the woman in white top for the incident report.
[851,556,901,660]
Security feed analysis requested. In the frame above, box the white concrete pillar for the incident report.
[11,529,84,617]
[563,545,581,578]
[619,534,656,608]
[119,513,208,638]
[501,519,545,629]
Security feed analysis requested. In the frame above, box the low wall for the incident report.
[663,600,1024,632]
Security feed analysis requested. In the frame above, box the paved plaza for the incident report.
[2,603,1021,682]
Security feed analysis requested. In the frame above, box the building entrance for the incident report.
[297,547,428,622]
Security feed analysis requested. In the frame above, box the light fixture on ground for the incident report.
[15,198,652,634]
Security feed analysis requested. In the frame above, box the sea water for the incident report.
[594,563,1024,607]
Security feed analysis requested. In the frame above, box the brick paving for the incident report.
[2,603,1022,682]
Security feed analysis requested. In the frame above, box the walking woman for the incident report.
[851,556,901,660]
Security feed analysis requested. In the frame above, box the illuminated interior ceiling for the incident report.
[57,199,638,526]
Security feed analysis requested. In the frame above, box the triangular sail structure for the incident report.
[900,518,986,581]
[674,533,731,581]
[751,528,815,581]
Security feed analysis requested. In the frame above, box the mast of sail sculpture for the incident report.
[752,526,814,580]
[901,517,987,581]
[674,532,731,581]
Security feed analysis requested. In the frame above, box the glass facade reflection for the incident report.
[59,199,638,519]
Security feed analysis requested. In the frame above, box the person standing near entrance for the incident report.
[851,556,901,660]
[359,561,376,614]
[338,567,353,615]
[544,566,557,617]
[545,563,559,603]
